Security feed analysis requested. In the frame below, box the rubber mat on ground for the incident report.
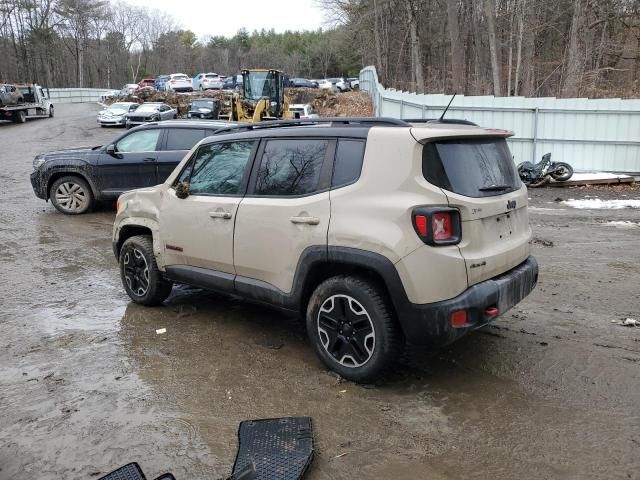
[98,463,176,480]
[231,417,314,480]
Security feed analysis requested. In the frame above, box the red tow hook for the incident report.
[485,307,499,318]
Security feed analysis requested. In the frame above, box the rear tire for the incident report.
[14,110,26,123]
[120,235,173,306]
[550,162,573,182]
[49,175,95,214]
[306,276,404,383]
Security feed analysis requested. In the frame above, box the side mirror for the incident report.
[175,181,191,199]
[106,144,116,155]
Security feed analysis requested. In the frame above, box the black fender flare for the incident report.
[42,162,100,200]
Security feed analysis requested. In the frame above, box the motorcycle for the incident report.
[517,153,574,187]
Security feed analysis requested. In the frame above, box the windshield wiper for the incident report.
[479,185,511,191]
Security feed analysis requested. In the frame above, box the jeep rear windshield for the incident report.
[422,138,521,198]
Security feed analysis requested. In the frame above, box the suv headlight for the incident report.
[33,154,45,170]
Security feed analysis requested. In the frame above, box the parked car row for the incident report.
[115,73,359,97]
[287,77,358,92]
[97,102,177,128]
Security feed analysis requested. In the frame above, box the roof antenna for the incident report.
[439,92,457,122]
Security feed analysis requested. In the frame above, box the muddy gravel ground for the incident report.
[0,104,638,480]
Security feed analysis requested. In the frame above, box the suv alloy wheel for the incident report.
[119,235,173,306]
[50,175,95,214]
[306,276,404,383]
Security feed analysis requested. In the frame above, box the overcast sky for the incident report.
[126,0,328,39]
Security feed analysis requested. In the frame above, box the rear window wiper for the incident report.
[479,184,511,192]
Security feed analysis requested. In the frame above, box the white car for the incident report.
[99,90,121,104]
[317,80,337,92]
[120,84,139,96]
[193,73,224,91]
[327,77,351,92]
[166,73,193,92]
[97,102,139,127]
[289,104,319,119]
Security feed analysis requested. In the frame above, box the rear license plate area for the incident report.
[495,213,513,240]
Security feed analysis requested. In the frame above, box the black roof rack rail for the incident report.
[211,117,409,135]
[403,118,479,126]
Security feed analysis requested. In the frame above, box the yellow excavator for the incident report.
[219,69,295,122]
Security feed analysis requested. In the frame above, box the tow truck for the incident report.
[0,84,54,123]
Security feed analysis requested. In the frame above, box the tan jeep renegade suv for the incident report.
[112,118,538,382]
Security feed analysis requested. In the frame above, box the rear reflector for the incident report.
[450,310,468,328]
[485,307,499,318]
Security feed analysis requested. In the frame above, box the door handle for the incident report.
[290,216,320,225]
[143,157,155,162]
[209,211,232,220]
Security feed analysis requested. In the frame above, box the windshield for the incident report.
[136,104,160,112]
[244,72,275,102]
[192,100,214,109]
[205,74,218,79]
[173,75,189,80]
[107,103,131,113]
[422,138,521,198]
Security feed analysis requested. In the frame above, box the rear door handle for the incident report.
[290,216,320,225]
[209,211,232,220]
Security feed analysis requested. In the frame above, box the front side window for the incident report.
[116,129,161,153]
[254,139,328,196]
[180,141,255,195]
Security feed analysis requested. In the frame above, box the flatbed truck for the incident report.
[0,84,54,123]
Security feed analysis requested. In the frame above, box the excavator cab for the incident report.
[218,69,293,122]
[242,69,285,118]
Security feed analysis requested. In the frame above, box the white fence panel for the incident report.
[48,88,113,104]
[359,66,640,173]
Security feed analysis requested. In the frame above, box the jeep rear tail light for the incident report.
[411,207,461,246]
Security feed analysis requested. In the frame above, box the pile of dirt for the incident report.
[304,90,374,117]
[104,88,374,118]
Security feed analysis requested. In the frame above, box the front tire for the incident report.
[49,106,54,117]
[550,162,573,181]
[49,175,95,214]
[119,235,173,306]
[306,276,403,383]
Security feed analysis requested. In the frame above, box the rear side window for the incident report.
[116,129,161,153]
[332,139,365,187]
[254,139,329,196]
[165,129,205,151]
[422,138,521,198]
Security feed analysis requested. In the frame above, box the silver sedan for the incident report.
[125,102,177,128]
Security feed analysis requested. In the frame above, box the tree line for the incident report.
[0,0,359,89]
[325,0,640,98]
[2,0,639,97]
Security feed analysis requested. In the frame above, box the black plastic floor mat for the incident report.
[231,417,314,480]
[98,463,146,480]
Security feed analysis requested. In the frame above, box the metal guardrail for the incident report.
[359,66,640,173]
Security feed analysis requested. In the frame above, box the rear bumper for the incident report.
[398,256,538,346]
